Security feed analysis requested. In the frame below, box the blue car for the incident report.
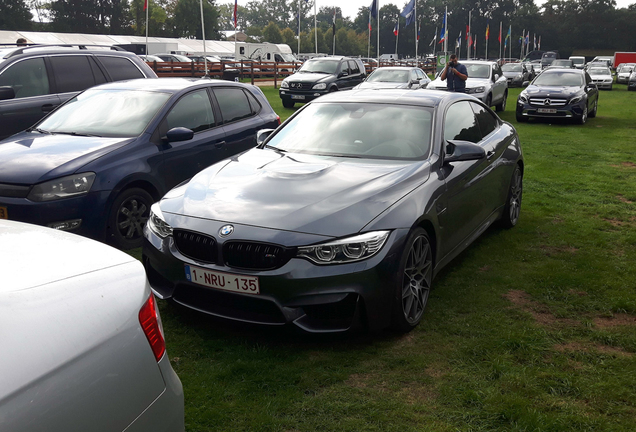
[0,78,280,249]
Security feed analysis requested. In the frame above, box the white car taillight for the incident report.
[138,295,166,361]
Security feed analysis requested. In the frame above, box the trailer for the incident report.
[613,52,636,69]
[235,43,297,63]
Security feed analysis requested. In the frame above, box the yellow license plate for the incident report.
[0,206,7,219]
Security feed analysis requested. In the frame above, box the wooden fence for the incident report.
[146,60,437,88]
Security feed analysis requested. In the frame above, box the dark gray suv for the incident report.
[0,45,157,140]
[279,56,366,108]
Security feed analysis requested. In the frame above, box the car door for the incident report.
[347,60,364,88]
[0,57,60,140]
[336,60,352,89]
[212,86,266,157]
[437,100,494,257]
[491,64,506,103]
[157,88,227,190]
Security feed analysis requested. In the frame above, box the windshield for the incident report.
[281,53,297,62]
[299,59,339,74]
[589,68,610,76]
[552,60,571,67]
[367,69,410,83]
[38,89,171,137]
[571,58,585,65]
[265,103,433,160]
[502,64,522,72]
[533,71,583,86]
[464,64,490,78]
[620,66,634,73]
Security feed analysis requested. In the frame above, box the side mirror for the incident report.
[522,81,530,87]
[408,79,419,88]
[164,127,194,143]
[339,71,349,78]
[256,128,275,145]
[445,140,486,163]
[0,86,16,101]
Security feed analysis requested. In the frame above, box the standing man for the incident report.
[441,54,468,92]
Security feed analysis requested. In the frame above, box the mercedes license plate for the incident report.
[537,108,557,114]
[185,264,260,295]
[291,95,305,100]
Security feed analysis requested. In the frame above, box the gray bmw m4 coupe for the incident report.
[142,89,524,333]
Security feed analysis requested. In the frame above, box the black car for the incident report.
[143,89,524,333]
[501,62,532,87]
[0,78,280,249]
[279,56,366,108]
[628,71,636,91]
[0,44,157,140]
[516,69,599,124]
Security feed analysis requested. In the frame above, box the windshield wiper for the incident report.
[53,131,103,137]
[264,144,287,155]
[26,127,50,134]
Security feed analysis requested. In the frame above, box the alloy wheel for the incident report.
[401,234,433,325]
[117,198,149,240]
[508,168,522,226]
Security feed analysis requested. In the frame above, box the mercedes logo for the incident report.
[219,225,234,237]
[544,99,552,106]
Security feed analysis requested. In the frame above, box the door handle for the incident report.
[486,150,495,159]
[41,104,56,113]
[214,141,226,149]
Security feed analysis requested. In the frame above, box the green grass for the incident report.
[150,85,636,431]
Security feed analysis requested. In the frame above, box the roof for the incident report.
[90,77,249,92]
[311,88,467,108]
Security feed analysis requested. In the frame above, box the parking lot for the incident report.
[129,85,636,431]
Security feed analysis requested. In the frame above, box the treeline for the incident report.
[2,0,635,58]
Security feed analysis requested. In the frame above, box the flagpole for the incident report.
[145,0,149,57]
[297,0,300,55]
[395,15,399,56]
[474,34,477,58]
[433,26,436,57]
[314,1,317,54]
[444,6,447,53]
[485,22,489,60]
[332,9,336,55]
[199,0,208,77]
[377,1,380,60]
[509,25,512,61]
[414,0,417,59]
[368,10,371,59]
[467,10,471,60]
[499,21,502,60]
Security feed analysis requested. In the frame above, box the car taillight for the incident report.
[138,294,166,361]
[276,115,281,125]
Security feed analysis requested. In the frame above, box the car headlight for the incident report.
[148,203,173,238]
[516,74,523,79]
[518,92,528,103]
[569,95,583,104]
[297,231,390,265]
[27,172,95,202]
[604,79,613,83]
[312,83,327,90]
[280,80,289,89]
[466,86,485,94]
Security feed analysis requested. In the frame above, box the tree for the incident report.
[49,0,129,34]
[262,21,283,43]
[281,27,297,49]
[0,0,33,30]
[172,0,220,39]
[130,0,170,37]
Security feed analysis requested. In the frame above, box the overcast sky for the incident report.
[233,0,634,21]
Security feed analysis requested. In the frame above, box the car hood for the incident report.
[523,85,582,98]
[160,148,430,237]
[356,81,412,89]
[285,72,336,83]
[428,76,489,89]
[503,71,523,78]
[0,132,134,184]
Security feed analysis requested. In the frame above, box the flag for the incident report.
[368,11,372,33]
[393,20,399,36]
[417,21,421,40]
[538,35,541,50]
[486,22,490,40]
[439,11,447,43]
[456,32,462,49]
[498,24,502,43]
[466,25,470,40]
[144,0,148,11]
[518,36,522,45]
[430,33,436,46]
[233,0,237,28]
[474,35,477,49]
[400,0,416,27]
[332,9,336,34]
[525,33,530,45]
[369,0,378,20]
[533,33,536,50]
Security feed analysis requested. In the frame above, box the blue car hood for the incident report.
[524,85,580,98]
[160,148,430,237]
[0,132,134,184]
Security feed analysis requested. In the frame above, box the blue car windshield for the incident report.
[38,89,171,137]
[299,59,340,74]
[533,72,583,86]
[266,102,433,160]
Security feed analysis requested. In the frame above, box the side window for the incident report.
[0,57,50,98]
[339,61,349,75]
[214,87,253,124]
[245,90,262,114]
[415,69,425,80]
[275,54,283,62]
[89,57,107,85]
[97,56,145,81]
[50,56,96,93]
[266,53,271,60]
[444,101,482,144]
[585,72,592,85]
[348,60,360,75]
[166,89,215,133]
[470,102,498,138]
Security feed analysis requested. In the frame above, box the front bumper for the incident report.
[516,99,586,120]
[592,79,613,89]
[279,88,328,104]
[0,190,111,241]
[142,222,409,333]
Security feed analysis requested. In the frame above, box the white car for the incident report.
[0,220,184,432]
[426,60,508,111]
[588,66,614,90]
[616,63,635,84]
[354,66,431,90]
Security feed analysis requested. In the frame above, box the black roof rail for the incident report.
[4,43,126,59]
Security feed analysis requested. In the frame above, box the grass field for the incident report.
[150,85,636,431]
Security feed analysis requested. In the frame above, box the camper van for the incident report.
[235,43,297,63]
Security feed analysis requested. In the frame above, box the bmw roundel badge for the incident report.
[219,225,234,237]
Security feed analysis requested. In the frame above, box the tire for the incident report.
[500,166,523,228]
[107,187,154,250]
[282,99,295,108]
[391,228,433,333]
[577,105,588,125]
[328,86,338,92]
[589,98,598,118]
[485,94,492,108]
[495,91,507,112]
[516,111,528,123]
